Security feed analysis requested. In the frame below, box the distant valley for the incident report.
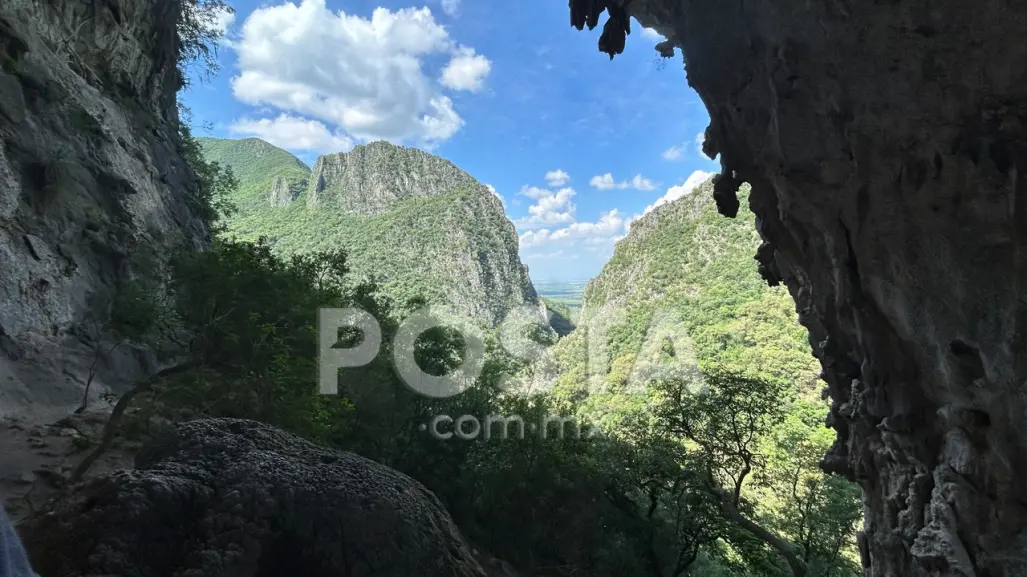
[533,279,586,337]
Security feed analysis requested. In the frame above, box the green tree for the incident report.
[654,368,809,577]
[177,0,234,86]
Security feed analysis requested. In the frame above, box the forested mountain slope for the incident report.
[197,138,544,327]
[553,177,821,411]
[542,177,862,576]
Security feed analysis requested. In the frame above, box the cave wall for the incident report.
[0,0,207,418]
[610,0,1027,575]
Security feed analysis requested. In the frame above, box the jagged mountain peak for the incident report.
[307,142,484,214]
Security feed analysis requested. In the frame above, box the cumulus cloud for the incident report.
[516,174,636,264]
[514,187,577,229]
[229,114,354,153]
[661,144,685,161]
[695,131,707,156]
[641,27,663,40]
[630,174,658,191]
[589,173,617,189]
[519,209,628,259]
[440,46,491,92]
[520,185,553,200]
[544,169,570,187]
[231,0,489,147]
[642,170,715,215]
[589,173,658,191]
[213,7,236,37]
[440,0,460,16]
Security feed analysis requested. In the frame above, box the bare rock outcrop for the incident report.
[307,141,482,213]
[0,0,207,418]
[572,0,1027,575]
[18,418,487,577]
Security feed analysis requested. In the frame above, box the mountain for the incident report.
[196,138,311,214]
[549,177,820,417]
[197,138,545,328]
[306,142,484,214]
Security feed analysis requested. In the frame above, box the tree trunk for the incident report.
[717,492,806,577]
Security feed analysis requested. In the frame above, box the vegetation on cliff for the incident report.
[543,178,862,576]
[197,137,541,328]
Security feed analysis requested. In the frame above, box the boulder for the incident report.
[19,418,486,577]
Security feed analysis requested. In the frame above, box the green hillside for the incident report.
[552,178,821,415]
[543,177,862,576]
[198,137,545,328]
[197,137,311,215]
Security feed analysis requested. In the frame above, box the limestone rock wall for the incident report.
[307,140,482,213]
[0,0,207,418]
[586,0,1027,575]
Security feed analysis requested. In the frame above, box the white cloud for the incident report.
[519,209,627,256]
[642,27,663,40]
[519,229,553,249]
[662,145,685,161]
[213,7,236,37]
[549,210,626,241]
[515,187,576,229]
[441,0,460,16]
[229,114,354,153]
[231,0,488,147]
[695,131,707,156]
[520,185,553,200]
[529,250,566,260]
[642,170,715,215]
[589,173,617,190]
[630,174,658,191]
[440,46,491,92]
[589,173,658,191]
[544,169,570,187]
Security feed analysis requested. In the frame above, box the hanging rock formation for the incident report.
[571,0,1027,575]
[18,418,487,577]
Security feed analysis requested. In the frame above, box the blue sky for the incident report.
[181,0,718,281]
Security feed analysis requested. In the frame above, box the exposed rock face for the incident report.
[18,418,488,577]
[200,137,547,329]
[307,141,481,213]
[0,0,207,418]
[268,175,294,207]
[579,0,1027,574]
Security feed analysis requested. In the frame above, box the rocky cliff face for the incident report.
[0,0,207,418]
[268,175,292,207]
[574,1,1027,575]
[200,137,546,329]
[307,141,482,213]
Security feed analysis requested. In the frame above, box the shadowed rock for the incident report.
[18,418,486,577]
[570,0,1027,575]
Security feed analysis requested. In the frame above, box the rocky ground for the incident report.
[0,407,135,522]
